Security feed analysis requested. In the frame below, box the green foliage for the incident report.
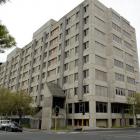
[127,93,140,115]
[0,88,33,118]
[0,24,16,49]
[0,0,9,5]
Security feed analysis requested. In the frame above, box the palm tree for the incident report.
[0,0,9,4]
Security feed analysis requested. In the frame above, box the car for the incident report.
[6,122,23,132]
[0,120,11,130]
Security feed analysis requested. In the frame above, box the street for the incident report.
[0,129,140,140]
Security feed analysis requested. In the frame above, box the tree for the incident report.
[0,0,9,4]
[0,24,16,49]
[0,88,33,122]
[127,93,140,126]
[0,88,15,118]
[0,0,16,52]
[12,90,33,123]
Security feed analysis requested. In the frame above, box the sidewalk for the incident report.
[23,127,140,133]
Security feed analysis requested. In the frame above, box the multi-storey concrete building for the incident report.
[0,0,139,129]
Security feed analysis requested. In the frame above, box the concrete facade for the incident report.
[0,0,139,129]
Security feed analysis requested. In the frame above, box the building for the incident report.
[0,0,139,129]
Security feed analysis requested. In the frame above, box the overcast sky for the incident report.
[0,0,140,64]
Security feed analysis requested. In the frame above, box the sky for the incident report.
[0,0,140,64]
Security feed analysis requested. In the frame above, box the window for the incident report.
[75,34,79,42]
[115,87,125,96]
[96,102,107,113]
[57,66,60,73]
[112,22,121,33]
[95,16,105,27]
[41,83,44,90]
[83,28,89,36]
[66,17,71,25]
[59,44,61,50]
[95,55,106,67]
[83,55,89,64]
[74,87,78,95]
[50,37,58,46]
[122,19,130,28]
[69,61,74,70]
[113,34,122,44]
[76,22,79,29]
[59,33,62,39]
[42,72,45,79]
[68,103,72,114]
[128,90,136,97]
[65,39,70,47]
[75,59,79,66]
[95,41,105,53]
[58,55,61,61]
[51,28,59,36]
[76,11,79,18]
[65,28,70,35]
[83,4,89,13]
[68,74,74,84]
[124,41,132,50]
[48,58,57,66]
[83,69,89,78]
[44,52,47,58]
[112,12,120,22]
[95,85,108,97]
[115,73,124,81]
[60,23,63,29]
[49,47,57,56]
[40,95,44,101]
[74,102,89,113]
[123,30,131,39]
[95,28,105,41]
[114,59,123,68]
[64,76,68,84]
[74,73,78,81]
[126,64,134,73]
[48,69,56,77]
[64,63,68,71]
[127,77,135,85]
[65,51,69,58]
[83,41,89,50]
[95,70,107,81]
[125,53,133,64]
[83,85,89,94]
[83,16,89,24]
[111,103,122,113]
[75,46,79,54]
[113,47,123,58]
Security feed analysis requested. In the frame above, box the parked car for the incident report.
[6,122,23,132]
[0,120,11,130]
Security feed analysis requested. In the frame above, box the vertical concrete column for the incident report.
[89,99,96,128]
[72,103,75,128]
[108,102,112,128]
[38,33,47,106]
[15,52,22,92]
[59,17,66,88]
[78,4,84,101]
[28,40,36,94]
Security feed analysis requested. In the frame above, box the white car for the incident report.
[0,120,11,130]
